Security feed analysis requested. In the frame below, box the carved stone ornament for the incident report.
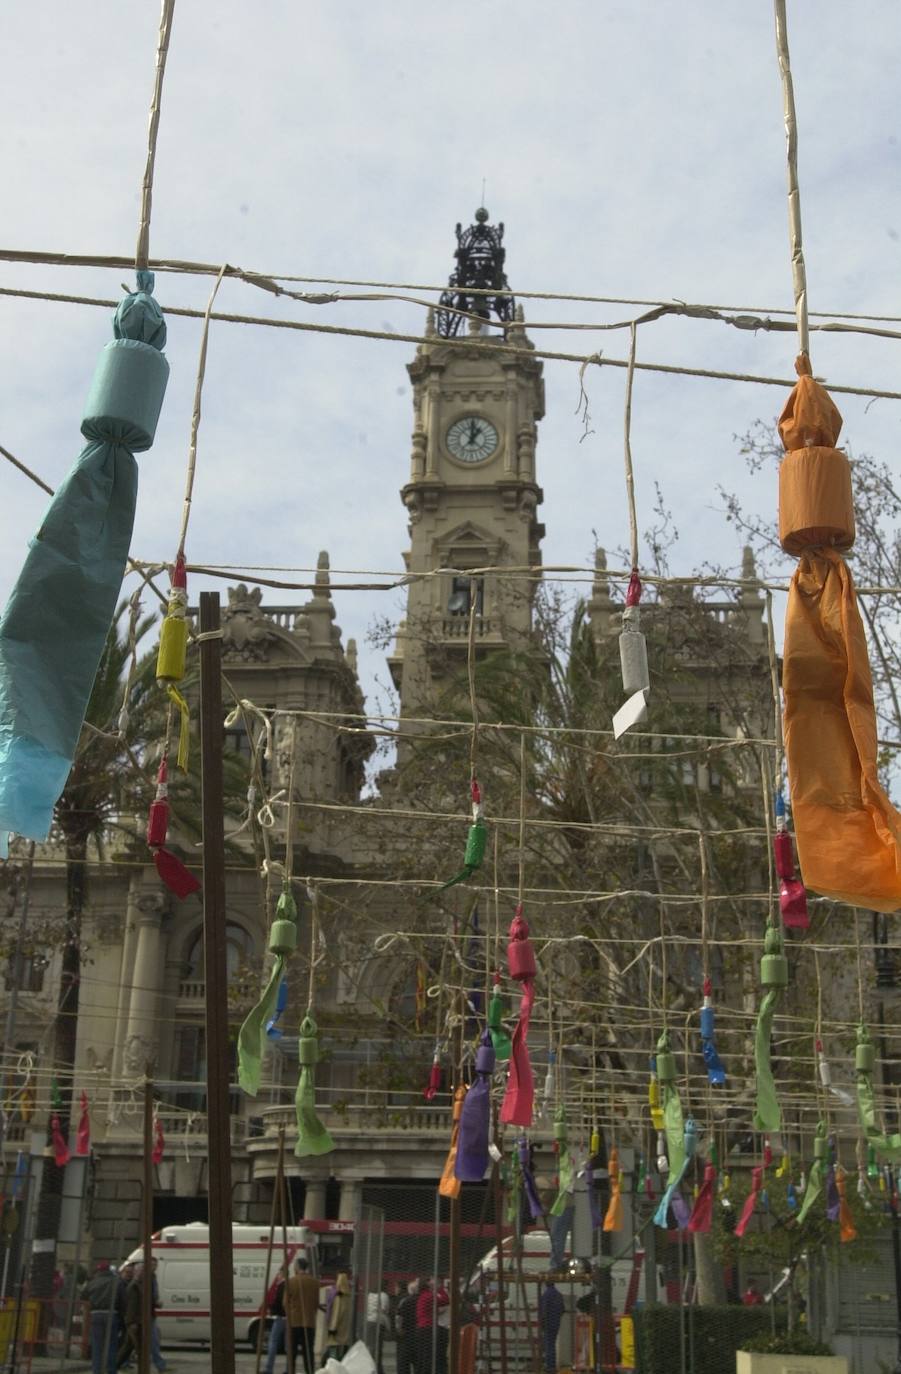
[123,1033,155,1075]
[221,584,281,661]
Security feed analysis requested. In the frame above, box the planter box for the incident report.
[736,1353,848,1374]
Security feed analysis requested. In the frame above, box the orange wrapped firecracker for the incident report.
[779,355,901,911]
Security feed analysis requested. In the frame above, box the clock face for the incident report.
[446,415,499,464]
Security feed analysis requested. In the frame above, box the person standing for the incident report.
[395,1280,420,1374]
[81,1261,121,1374]
[148,1258,167,1372]
[286,1257,321,1374]
[265,1264,288,1374]
[539,1282,565,1374]
[326,1273,352,1360]
[415,1279,448,1374]
[118,1264,144,1370]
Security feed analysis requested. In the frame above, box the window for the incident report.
[184,922,255,982]
[5,953,47,994]
[447,575,484,616]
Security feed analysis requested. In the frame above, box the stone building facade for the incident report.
[0,210,791,1274]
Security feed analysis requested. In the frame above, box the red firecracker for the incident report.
[147,757,201,899]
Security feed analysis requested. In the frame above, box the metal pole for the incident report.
[0,841,36,1161]
[140,1069,154,1374]
[199,591,236,1374]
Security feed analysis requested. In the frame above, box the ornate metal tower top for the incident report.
[436,207,516,338]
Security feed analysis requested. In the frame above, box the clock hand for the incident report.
[467,419,479,446]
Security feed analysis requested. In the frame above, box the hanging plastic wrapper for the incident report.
[517,1136,544,1220]
[734,1164,764,1238]
[487,972,512,1061]
[423,1046,442,1102]
[753,923,786,1134]
[688,1160,717,1234]
[774,790,809,928]
[499,905,536,1127]
[156,554,191,771]
[151,1111,165,1165]
[76,1091,91,1156]
[0,273,169,855]
[699,977,725,1086]
[797,1121,828,1224]
[647,1062,664,1131]
[455,1032,495,1183]
[779,358,901,910]
[816,1037,853,1108]
[613,572,650,740]
[51,1114,70,1168]
[294,1014,334,1159]
[146,756,201,900]
[542,1050,556,1118]
[855,1022,901,1158]
[238,885,297,1095]
[550,1106,575,1217]
[654,1117,696,1231]
[829,1162,856,1242]
[603,1145,624,1232]
[655,1030,685,1178]
[439,1085,466,1199]
[434,778,487,894]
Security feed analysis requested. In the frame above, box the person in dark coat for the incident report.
[396,1280,420,1374]
[539,1282,565,1374]
[117,1264,145,1370]
[81,1261,122,1374]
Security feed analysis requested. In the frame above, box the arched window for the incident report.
[183,922,255,981]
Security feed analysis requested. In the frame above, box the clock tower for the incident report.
[389,209,545,718]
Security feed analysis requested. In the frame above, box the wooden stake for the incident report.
[141,1068,154,1374]
[255,1127,286,1374]
[199,591,235,1374]
[277,1130,295,1374]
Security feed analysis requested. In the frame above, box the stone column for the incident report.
[111,873,144,1077]
[303,1179,328,1221]
[337,1179,361,1223]
[122,891,167,1074]
[425,384,440,476]
[504,382,517,475]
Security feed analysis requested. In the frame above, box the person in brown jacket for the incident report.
[286,1257,321,1374]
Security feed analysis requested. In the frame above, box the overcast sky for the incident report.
[2,2,900,719]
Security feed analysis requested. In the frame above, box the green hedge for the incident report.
[633,1305,788,1374]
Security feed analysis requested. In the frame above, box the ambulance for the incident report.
[124,1221,317,1349]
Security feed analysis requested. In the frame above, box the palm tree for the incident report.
[28,603,245,1319]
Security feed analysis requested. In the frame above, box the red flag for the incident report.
[76,1091,90,1156]
[51,1114,70,1167]
[153,847,201,899]
[152,1114,164,1165]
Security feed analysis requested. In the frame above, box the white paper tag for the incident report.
[488,1143,503,1163]
[613,688,649,740]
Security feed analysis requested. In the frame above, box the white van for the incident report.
[125,1221,317,1349]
